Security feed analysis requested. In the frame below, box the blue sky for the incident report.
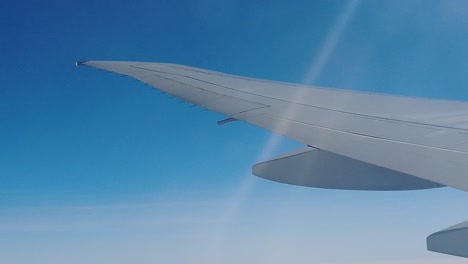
[1,0,468,263]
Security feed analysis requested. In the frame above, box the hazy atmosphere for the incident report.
[1,0,468,263]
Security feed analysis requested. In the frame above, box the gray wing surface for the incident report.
[78,60,468,192]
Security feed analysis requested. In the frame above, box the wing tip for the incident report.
[75,61,88,67]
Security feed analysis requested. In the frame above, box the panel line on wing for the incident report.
[161,64,468,106]
[264,114,468,155]
[138,71,270,116]
[130,65,468,133]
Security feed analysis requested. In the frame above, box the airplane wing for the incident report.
[77,60,468,192]
[77,60,468,257]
